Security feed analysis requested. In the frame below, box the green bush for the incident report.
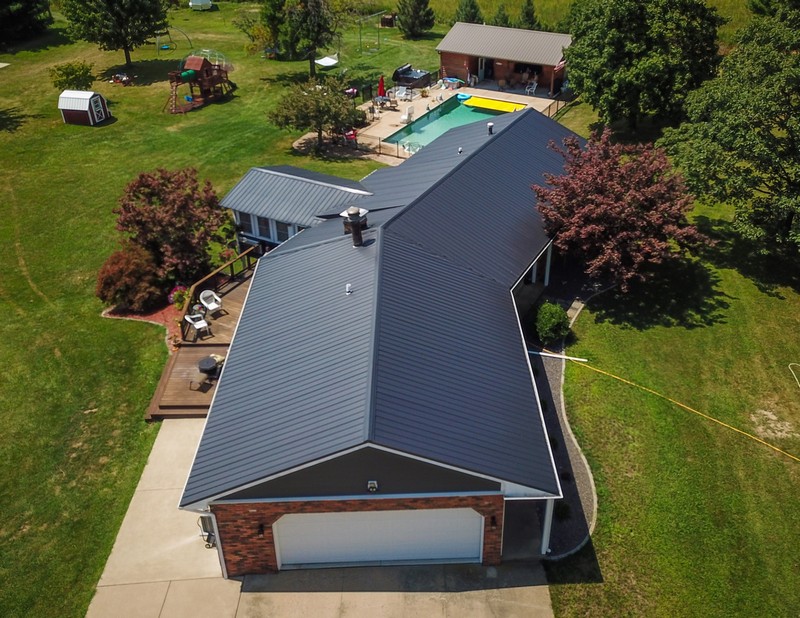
[49,61,95,91]
[536,301,570,344]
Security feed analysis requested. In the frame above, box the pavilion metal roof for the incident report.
[436,23,571,67]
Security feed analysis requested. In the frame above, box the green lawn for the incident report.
[0,3,792,617]
[0,5,440,616]
[546,202,800,616]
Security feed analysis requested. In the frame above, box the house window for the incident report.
[237,212,253,235]
[275,221,290,242]
[257,216,271,239]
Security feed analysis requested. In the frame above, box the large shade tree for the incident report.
[0,0,51,48]
[270,75,354,150]
[566,0,725,131]
[534,130,705,292]
[261,0,346,76]
[62,0,167,66]
[661,10,800,252]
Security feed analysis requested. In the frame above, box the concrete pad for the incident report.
[98,486,220,585]
[86,581,169,618]
[138,418,206,491]
[160,577,242,618]
[237,591,345,618]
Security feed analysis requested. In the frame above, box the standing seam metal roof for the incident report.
[436,23,571,67]
[180,108,578,508]
[220,165,370,228]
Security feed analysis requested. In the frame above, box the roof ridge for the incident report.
[253,166,372,195]
[380,109,533,233]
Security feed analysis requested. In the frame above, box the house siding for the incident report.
[212,494,505,576]
[224,447,501,500]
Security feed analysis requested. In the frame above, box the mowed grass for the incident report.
[546,202,800,616]
[428,0,751,44]
[0,5,441,617]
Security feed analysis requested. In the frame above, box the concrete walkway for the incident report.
[87,419,554,617]
[86,419,241,617]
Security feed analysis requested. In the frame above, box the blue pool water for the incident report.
[383,97,504,152]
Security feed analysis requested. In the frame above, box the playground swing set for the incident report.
[163,50,235,114]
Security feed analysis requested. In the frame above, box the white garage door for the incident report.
[273,508,484,569]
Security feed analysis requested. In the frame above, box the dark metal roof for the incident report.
[220,165,370,227]
[181,109,576,508]
[437,23,571,67]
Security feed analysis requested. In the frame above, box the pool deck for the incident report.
[355,80,564,161]
[360,82,559,140]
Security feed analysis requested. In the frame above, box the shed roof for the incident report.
[221,165,371,227]
[181,108,578,509]
[436,23,571,67]
[58,90,101,111]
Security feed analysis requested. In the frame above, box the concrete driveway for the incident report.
[87,419,554,617]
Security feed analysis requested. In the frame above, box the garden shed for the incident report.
[58,90,110,126]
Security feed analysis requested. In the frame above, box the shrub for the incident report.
[536,302,570,344]
[96,244,163,312]
[168,285,189,309]
[49,61,94,91]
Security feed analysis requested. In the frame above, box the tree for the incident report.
[565,0,725,131]
[0,0,51,48]
[533,129,705,292]
[517,0,540,30]
[260,0,345,76]
[661,11,800,252]
[747,0,800,15]
[95,243,163,312]
[114,168,229,284]
[49,61,94,91]
[454,0,483,25]
[491,4,511,27]
[62,0,167,67]
[396,0,436,39]
[269,76,354,150]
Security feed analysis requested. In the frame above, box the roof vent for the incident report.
[487,122,494,135]
[458,147,463,155]
[339,206,369,247]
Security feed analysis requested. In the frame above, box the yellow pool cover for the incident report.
[462,96,527,113]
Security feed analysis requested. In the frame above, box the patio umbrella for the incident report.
[378,75,386,98]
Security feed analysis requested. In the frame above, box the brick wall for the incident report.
[212,494,505,577]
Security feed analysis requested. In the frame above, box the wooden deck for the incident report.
[146,272,252,420]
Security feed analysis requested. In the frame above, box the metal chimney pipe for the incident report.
[346,206,364,247]
[487,122,494,135]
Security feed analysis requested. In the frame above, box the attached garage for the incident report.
[274,508,484,568]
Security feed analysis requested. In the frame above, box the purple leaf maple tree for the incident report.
[534,129,706,292]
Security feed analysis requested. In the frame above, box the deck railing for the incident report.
[180,246,258,340]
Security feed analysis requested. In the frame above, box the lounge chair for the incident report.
[395,86,413,101]
[199,289,223,317]
[526,81,538,95]
[184,313,211,341]
[400,105,414,124]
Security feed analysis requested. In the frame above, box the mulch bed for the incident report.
[103,303,182,348]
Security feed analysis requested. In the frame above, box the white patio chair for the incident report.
[199,289,223,317]
[395,86,413,101]
[184,313,211,341]
[400,106,414,124]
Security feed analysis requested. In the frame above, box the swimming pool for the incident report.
[383,96,506,152]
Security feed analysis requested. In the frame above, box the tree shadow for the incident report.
[0,107,37,132]
[694,214,800,298]
[101,59,181,86]
[4,25,73,53]
[589,258,730,330]
[260,70,313,87]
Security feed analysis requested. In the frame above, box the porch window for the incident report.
[257,216,271,239]
[275,221,291,242]
[237,212,253,235]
